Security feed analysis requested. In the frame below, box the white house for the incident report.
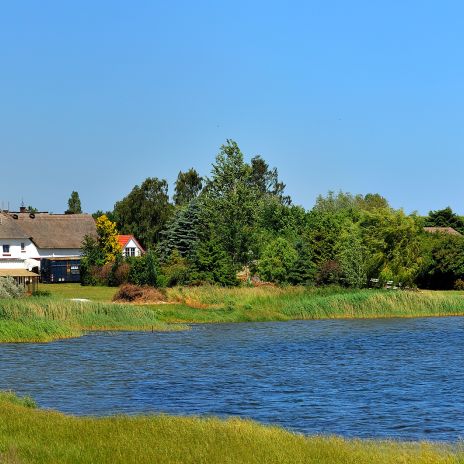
[118,235,145,257]
[0,210,96,274]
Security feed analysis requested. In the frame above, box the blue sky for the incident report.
[1,1,463,214]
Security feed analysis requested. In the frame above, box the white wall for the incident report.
[37,248,82,258]
[123,239,143,257]
[0,238,38,260]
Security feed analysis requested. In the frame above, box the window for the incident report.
[21,242,25,252]
[2,244,10,255]
[124,247,136,257]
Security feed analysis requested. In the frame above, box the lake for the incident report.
[1,318,463,441]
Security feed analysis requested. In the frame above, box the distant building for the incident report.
[117,234,145,257]
[0,210,96,284]
[423,227,462,236]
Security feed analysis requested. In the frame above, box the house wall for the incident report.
[37,248,83,259]
[123,239,143,257]
[0,238,38,260]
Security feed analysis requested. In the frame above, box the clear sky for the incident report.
[1,1,463,215]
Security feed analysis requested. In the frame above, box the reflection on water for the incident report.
[1,318,464,441]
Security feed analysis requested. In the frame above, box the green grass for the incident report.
[40,283,118,302]
[0,298,185,343]
[2,284,464,342]
[0,392,461,464]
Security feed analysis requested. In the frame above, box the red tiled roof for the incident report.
[117,235,145,252]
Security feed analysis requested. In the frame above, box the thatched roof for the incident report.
[423,226,462,236]
[0,213,29,239]
[1,213,96,249]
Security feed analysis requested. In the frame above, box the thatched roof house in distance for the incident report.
[423,226,462,236]
[0,211,96,274]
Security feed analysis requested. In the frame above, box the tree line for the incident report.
[81,140,464,290]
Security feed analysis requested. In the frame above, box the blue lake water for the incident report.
[1,318,464,441]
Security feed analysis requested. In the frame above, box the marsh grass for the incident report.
[155,286,464,323]
[0,298,185,343]
[0,392,461,464]
[3,285,464,342]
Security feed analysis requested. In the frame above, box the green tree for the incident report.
[258,237,298,284]
[337,224,369,288]
[66,191,82,214]
[158,200,202,262]
[425,207,464,234]
[189,237,237,286]
[173,168,203,206]
[418,233,464,289]
[114,177,174,249]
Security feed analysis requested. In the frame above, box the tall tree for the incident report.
[95,214,122,263]
[113,177,174,249]
[425,207,464,234]
[173,169,203,206]
[66,191,82,214]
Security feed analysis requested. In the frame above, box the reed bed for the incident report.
[0,298,185,343]
[0,392,461,464]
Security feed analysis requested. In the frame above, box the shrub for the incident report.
[0,277,25,299]
[455,279,464,290]
[113,284,166,303]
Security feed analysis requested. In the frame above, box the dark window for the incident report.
[2,245,10,254]
[21,242,25,252]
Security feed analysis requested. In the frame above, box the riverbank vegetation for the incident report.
[2,285,464,342]
[0,392,460,464]
[0,297,184,343]
[81,140,464,292]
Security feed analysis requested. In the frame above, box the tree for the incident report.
[189,237,237,286]
[250,156,290,205]
[258,237,298,283]
[337,224,369,288]
[95,215,122,263]
[425,207,464,235]
[66,191,82,214]
[173,169,203,206]
[113,177,174,249]
[418,233,464,289]
[158,200,202,262]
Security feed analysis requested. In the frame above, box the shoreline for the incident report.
[0,392,460,464]
[1,286,464,343]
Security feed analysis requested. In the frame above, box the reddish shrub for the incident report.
[113,284,166,303]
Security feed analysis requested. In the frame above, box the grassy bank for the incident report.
[0,393,461,464]
[154,286,464,323]
[0,298,185,343]
[1,285,464,342]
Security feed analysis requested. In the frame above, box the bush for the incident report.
[112,284,166,303]
[455,279,464,290]
[0,277,25,299]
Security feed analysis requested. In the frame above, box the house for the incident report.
[118,235,145,257]
[0,210,96,284]
[423,227,462,236]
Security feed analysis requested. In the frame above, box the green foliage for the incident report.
[128,250,160,287]
[258,237,298,283]
[189,237,237,286]
[66,191,82,214]
[0,277,25,299]
[418,233,464,289]
[158,200,202,262]
[425,206,464,234]
[114,177,174,249]
[337,225,369,288]
[160,250,190,286]
[173,168,203,206]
